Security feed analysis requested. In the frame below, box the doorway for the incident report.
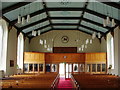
[59,63,65,78]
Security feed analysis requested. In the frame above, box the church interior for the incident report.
[0,0,120,89]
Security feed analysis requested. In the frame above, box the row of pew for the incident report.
[71,73,120,90]
[0,73,59,89]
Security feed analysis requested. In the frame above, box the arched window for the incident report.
[107,33,114,69]
[0,19,8,72]
[17,33,24,72]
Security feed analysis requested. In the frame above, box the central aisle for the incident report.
[57,77,74,89]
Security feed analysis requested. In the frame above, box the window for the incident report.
[107,33,114,69]
[17,33,24,71]
[0,19,8,73]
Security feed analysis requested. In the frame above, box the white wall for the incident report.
[29,30,101,53]
[6,27,17,76]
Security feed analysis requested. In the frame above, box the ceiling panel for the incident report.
[51,20,79,23]
[49,11,82,17]
[23,20,50,33]
[83,12,103,24]
[41,26,52,32]
[79,27,93,34]
[81,21,108,33]
[87,1,120,20]
[53,26,77,29]
[2,2,19,9]
[16,12,47,27]
[3,2,43,21]
[46,2,85,8]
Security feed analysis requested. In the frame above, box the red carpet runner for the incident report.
[57,77,73,90]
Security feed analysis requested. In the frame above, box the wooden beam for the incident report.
[10,9,45,25]
[42,1,53,29]
[2,2,32,14]
[25,24,50,35]
[47,8,84,11]
[19,17,48,31]
[77,1,89,29]
[50,17,80,20]
[80,24,105,34]
[52,23,78,26]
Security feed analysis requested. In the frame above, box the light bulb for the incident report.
[92,32,96,39]
[17,15,21,24]
[27,15,30,23]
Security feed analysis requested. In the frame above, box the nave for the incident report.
[0,0,120,90]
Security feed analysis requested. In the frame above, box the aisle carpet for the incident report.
[57,77,74,90]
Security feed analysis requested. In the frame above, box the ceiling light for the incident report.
[27,14,30,23]
[106,16,111,25]
[17,15,21,24]
[112,19,116,27]
[38,30,41,36]
[92,32,96,39]
[44,40,47,44]
[78,47,81,51]
[98,32,101,38]
[44,45,47,48]
[103,19,106,27]
[90,39,92,44]
[21,17,25,25]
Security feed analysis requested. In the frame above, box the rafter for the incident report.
[42,1,53,29]
[25,24,50,35]
[77,1,89,29]
[19,17,48,31]
[10,9,45,25]
[50,17,80,20]
[2,2,32,14]
[52,23,78,26]
[47,8,84,11]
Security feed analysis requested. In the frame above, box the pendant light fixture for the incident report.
[90,39,92,44]
[92,32,96,39]
[103,19,106,27]
[106,16,110,25]
[112,19,116,27]
[38,30,41,36]
[22,17,25,25]
[79,47,81,51]
[98,32,101,38]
